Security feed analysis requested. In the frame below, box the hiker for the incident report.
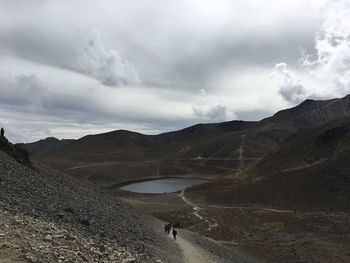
[172,228,177,240]
[164,224,169,234]
[167,223,172,234]
[175,222,181,228]
[0,128,4,138]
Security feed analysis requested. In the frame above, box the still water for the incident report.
[119,178,208,193]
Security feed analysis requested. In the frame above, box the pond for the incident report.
[119,178,208,194]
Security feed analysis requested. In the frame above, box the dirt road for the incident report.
[165,229,221,263]
[149,217,261,263]
[179,190,218,231]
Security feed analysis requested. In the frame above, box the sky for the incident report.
[0,0,350,143]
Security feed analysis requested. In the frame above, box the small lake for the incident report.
[119,178,208,194]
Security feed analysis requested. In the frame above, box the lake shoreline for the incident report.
[107,175,211,189]
[118,177,209,194]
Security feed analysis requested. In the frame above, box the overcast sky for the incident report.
[1,0,349,142]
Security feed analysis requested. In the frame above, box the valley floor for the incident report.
[145,216,260,263]
[119,188,350,263]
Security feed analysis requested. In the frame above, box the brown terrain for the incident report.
[186,115,350,262]
[16,95,350,262]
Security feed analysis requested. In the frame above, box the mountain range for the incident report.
[17,94,350,189]
[12,94,350,262]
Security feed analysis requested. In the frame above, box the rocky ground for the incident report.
[0,209,149,262]
[0,147,166,262]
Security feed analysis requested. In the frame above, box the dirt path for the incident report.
[179,190,218,231]
[166,230,220,263]
[208,204,293,213]
[150,218,260,263]
[178,238,216,263]
[65,162,116,170]
[238,134,246,170]
[148,216,221,263]
[124,192,262,262]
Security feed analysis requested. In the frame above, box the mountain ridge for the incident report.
[189,115,350,211]
[20,94,350,155]
[17,94,350,187]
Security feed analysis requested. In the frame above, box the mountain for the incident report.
[190,115,350,212]
[17,94,350,186]
[263,95,350,128]
[21,121,259,156]
[16,137,74,156]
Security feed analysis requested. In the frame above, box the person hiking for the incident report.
[172,228,177,240]
[164,223,169,234]
[175,222,181,228]
[167,223,172,234]
[0,128,4,138]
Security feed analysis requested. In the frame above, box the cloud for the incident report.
[0,12,141,88]
[0,73,46,107]
[0,0,325,141]
[274,0,350,102]
[0,119,51,144]
[73,33,141,87]
[271,63,308,103]
[305,0,350,95]
[0,67,195,142]
[0,0,318,91]
[192,104,236,122]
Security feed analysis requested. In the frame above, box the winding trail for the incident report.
[65,162,116,170]
[208,204,293,213]
[179,190,218,231]
[238,134,247,170]
[154,219,261,263]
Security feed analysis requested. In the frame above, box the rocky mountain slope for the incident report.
[263,95,350,128]
[0,141,166,262]
[16,137,74,156]
[1,136,31,167]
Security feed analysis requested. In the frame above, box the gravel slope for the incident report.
[0,149,166,262]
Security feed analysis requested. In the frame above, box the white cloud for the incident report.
[274,0,350,102]
[74,33,141,87]
[271,63,308,103]
[192,90,237,122]
[0,0,332,141]
[192,104,236,122]
[306,0,350,95]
